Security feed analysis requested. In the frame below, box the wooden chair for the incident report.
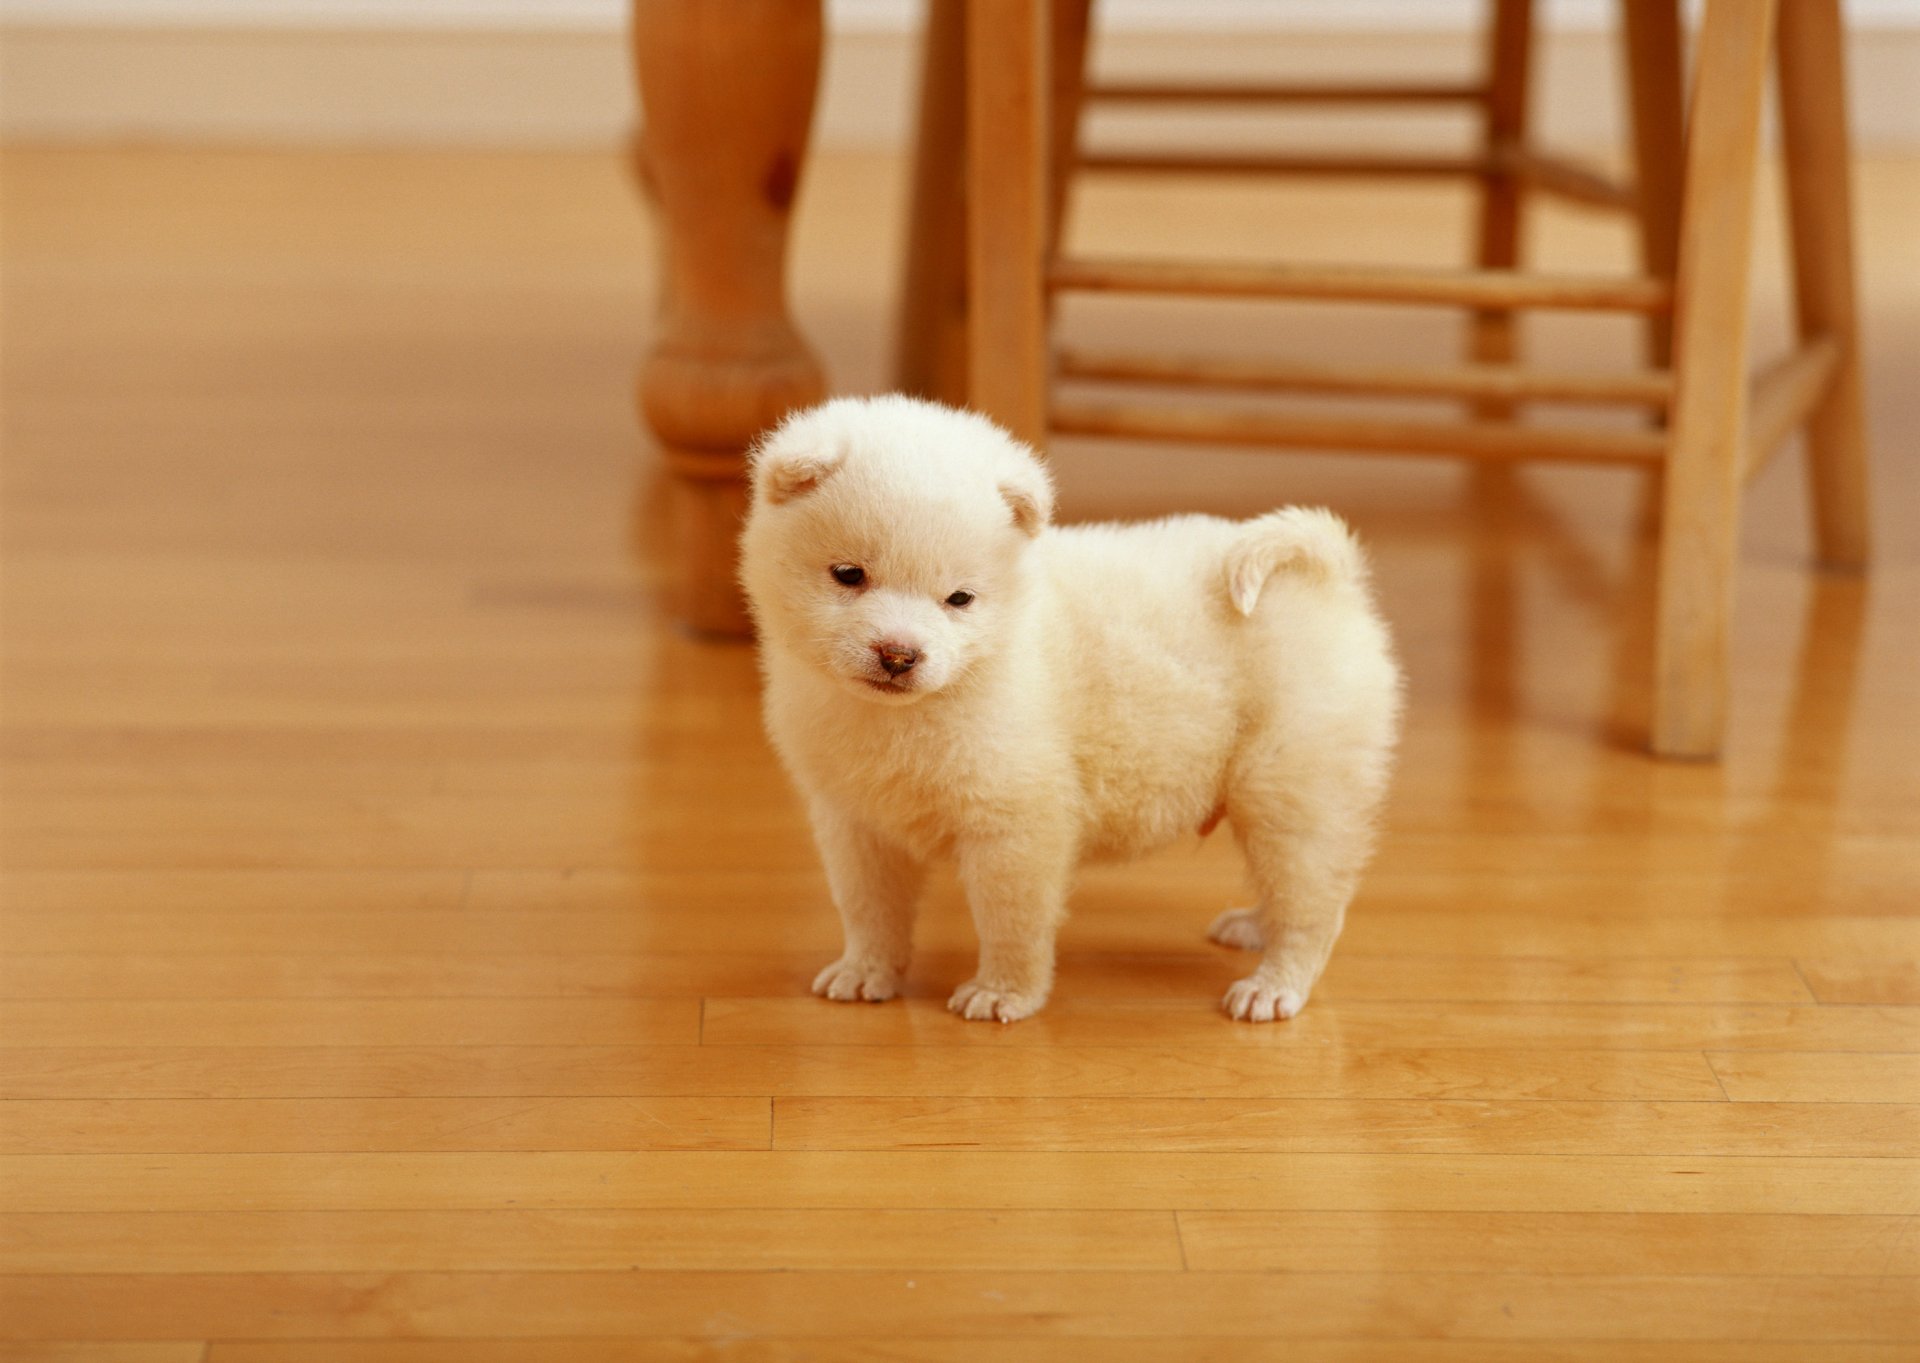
[897,0,1871,759]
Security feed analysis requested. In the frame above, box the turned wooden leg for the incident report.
[633,0,828,636]
[1620,0,1686,372]
[895,0,970,406]
[966,0,1051,447]
[1777,0,1872,570]
[1653,0,1777,758]
[1467,0,1532,418]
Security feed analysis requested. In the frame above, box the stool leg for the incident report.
[967,0,1051,447]
[1777,0,1872,569]
[1468,0,1533,417]
[895,0,970,406]
[1620,0,1686,372]
[1047,0,1095,262]
[1653,0,1777,758]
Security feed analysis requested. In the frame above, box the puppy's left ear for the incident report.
[999,468,1054,538]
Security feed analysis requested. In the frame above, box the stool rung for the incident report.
[1050,398,1669,466]
[1078,150,1490,179]
[1084,81,1487,106]
[1076,146,1636,211]
[1744,333,1841,483]
[1057,348,1674,408]
[1050,257,1673,314]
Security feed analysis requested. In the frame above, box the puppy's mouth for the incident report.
[853,671,930,701]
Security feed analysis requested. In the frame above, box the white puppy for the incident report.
[739,396,1402,1022]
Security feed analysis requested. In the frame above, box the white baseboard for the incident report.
[3,8,1918,152]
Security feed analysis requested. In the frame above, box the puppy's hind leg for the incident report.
[809,802,926,1003]
[1220,768,1382,1023]
[1206,906,1264,951]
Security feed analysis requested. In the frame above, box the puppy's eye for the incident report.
[945,590,975,608]
[830,564,866,588]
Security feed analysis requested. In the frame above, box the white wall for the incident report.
[3,1,1918,151]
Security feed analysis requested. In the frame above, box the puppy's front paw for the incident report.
[811,956,902,1003]
[947,978,1047,1023]
[1222,975,1306,1023]
[1207,907,1265,951]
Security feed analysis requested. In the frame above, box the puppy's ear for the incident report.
[757,446,845,505]
[999,472,1053,538]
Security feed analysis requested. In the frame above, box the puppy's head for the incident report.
[740,396,1053,705]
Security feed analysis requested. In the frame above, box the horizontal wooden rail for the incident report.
[1050,257,1674,313]
[1077,150,1490,179]
[1056,348,1674,408]
[1050,398,1670,466]
[1075,148,1633,211]
[1083,80,1488,105]
[1744,334,1841,482]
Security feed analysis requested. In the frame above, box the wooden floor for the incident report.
[1,144,1917,1360]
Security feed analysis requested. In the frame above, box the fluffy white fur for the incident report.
[739,396,1403,1022]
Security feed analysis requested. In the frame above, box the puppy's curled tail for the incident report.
[1223,506,1367,617]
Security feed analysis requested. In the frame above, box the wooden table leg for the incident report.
[1777,0,1872,570]
[633,0,827,636]
[1653,0,1777,758]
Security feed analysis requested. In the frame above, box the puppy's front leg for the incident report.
[809,802,926,1003]
[949,821,1074,1023]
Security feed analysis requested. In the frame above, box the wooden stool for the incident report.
[899,0,1871,759]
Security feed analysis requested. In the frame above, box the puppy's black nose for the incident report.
[874,642,920,677]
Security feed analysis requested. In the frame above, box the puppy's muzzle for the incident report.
[873,642,921,677]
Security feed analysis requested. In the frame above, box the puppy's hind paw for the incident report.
[947,978,1047,1023]
[1222,976,1306,1023]
[1207,907,1265,951]
[811,956,902,1003]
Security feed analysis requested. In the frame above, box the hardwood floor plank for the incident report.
[0,999,699,1047]
[0,1347,205,1363]
[0,870,465,914]
[1275,911,1920,958]
[196,1343,1920,1363]
[0,950,1818,1005]
[0,909,839,956]
[703,998,1920,1051]
[7,796,1909,876]
[1,1209,1182,1273]
[1175,1210,1920,1274]
[1,794,799,872]
[0,1044,1726,1101]
[27,1209,1909,1284]
[6,1152,1914,1216]
[0,1097,769,1154]
[473,861,1920,925]
[9,906,1914,959]
[1798,959,1920,1005]
[1706,1052,1920,1102]
[771,1097,1919,1157]
[4,1271,1914,1341]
